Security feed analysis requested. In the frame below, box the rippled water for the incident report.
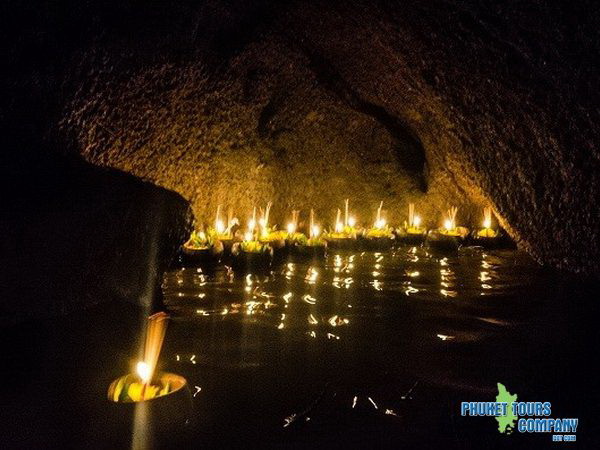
[161,247,597,447]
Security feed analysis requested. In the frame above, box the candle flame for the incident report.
[374,201,385,229]
[444,206,458,230]
[348,216,356,227]
[248,219,256,231]
[483,206,493,229]
[413,216,421,227]
[136,361,151,383]
[335,222,343,233]
[244,231,253,241]
[215,220,225,234]
[311,225,320,238]
[287,222,296,234]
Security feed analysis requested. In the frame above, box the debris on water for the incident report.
[401,381,418,400]
[437,334,455,341]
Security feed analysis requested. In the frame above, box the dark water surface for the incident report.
[2,246,598,448]
[161,247,599,448]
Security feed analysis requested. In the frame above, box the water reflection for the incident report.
[161,247,561,444]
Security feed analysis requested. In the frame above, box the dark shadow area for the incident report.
[0,143,192,322]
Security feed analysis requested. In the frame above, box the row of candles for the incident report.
[208,200,496,240]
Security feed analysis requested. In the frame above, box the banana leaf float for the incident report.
[362,226,395,250]
[292,235,328,260]
[469,228,515,249]
[181,231,224,266]
[231,240,274,272]
[426,226,469,252]
[395,226,427,245]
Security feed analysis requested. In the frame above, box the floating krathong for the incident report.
[325,199,359,249]
[108,312,190,405]
[427,206,469,252]
[294,209,327,258]
[363,201,395,249]
[231,226,274,271]
[396,203,427,244]
[107,313,192,439]
[257,202,287,251]
[438,206,469,238]
[477,206,498,238]
[286,210,308,246]
[182,230,224,266]
[471,206,506,248]
[209,205,239,251]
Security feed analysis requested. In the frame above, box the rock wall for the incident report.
[0,150,192,321]
[3,0,599,275]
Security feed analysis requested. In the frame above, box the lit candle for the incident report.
[413,215,421,227]
[348,216,356,227]
[287,222,296,234]
[215,204,224,233]
[262,201,272,237]
[483,206,493,229]
[335,208,343,232]
[344,198,349,227]
[244,231,253,241]
[310,209,320,238]
[311,225,320,238]
[443,206,458,231]
[137,360,151,401]
[248,206,256,231]
[374,201,386,229]
[137,361,150,383]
